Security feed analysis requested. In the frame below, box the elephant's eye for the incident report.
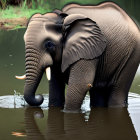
[45,41,55,48]
[45,41,55,52]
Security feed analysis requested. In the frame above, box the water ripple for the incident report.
[0,92,140,112]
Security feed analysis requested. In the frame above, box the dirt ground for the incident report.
[0,17,28,30]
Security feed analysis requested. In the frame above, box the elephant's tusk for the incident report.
[46,67,51,81]
[15,75,26,80]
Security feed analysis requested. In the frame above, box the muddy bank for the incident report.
[0,17,28,30]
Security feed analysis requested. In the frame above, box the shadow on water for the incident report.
[24,107,137,140]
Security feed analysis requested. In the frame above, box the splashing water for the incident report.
[0,91,140,112]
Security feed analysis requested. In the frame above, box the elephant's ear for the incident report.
[61,14,107,72]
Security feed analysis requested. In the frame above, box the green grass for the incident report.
[0,1,50,29]
[0,6,49,19]
[0,0,50,19]
[4,23,24,30]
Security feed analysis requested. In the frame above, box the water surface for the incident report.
[0,93,140,140]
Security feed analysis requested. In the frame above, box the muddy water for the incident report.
[0,0,140,140]
[0,94,140,140]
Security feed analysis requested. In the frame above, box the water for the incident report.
[0,0,140,140]
[0,93,140,140]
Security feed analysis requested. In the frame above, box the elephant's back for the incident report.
[63,2,139,47]
[63,2,140,84]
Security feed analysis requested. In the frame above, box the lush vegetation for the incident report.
[0,0,49,19]
[0,0,47,9]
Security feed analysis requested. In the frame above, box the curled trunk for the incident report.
[24,47,44,106]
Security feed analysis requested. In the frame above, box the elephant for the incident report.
[16,2,140,111]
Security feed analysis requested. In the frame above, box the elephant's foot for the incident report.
[108,91,128,108]
[64,83,91,112]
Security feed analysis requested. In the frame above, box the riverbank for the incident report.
[0,17,27,30]
[0,3,48,30]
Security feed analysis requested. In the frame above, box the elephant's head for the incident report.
[19,11,106,106]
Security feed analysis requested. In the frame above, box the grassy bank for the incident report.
[0,0,50,30]
[0,0,139,30]
[0,6,49,19]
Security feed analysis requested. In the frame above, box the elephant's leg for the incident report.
[64,60,97,111]
[108,48,140,107]
[49,68,65,107]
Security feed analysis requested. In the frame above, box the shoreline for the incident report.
[0,17,28,30]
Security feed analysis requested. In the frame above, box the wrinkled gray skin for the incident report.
[23,2,140,112]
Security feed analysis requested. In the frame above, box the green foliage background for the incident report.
[0,0,140,24]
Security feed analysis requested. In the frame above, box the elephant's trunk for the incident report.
[24,83,44,106]
[24,47,44,106]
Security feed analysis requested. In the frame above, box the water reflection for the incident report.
[25,107,45,140]
[24,107,137,140]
